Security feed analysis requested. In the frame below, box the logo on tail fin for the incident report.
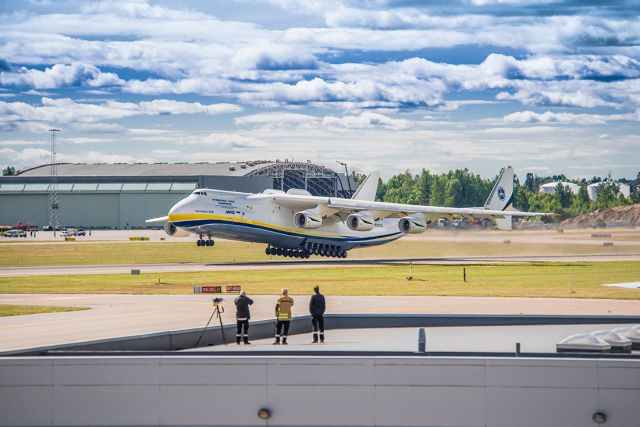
[484,166,514,212]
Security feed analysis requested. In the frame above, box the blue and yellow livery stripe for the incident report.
[169,213,402,243]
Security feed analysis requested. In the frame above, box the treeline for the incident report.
[353,168,640,219]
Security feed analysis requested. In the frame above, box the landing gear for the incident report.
[266,244,347,259]
[196,235,214,247]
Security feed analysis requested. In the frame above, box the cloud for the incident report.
[235,112,319,128]
[0,98,242,131]
[504,109,640,124]
[0,63,123,89]
[178,133,267,149]
[322,112,412,130]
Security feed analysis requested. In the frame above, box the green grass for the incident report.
[1,239,639,267]
[1,262,639,299]
[0,304,89,317]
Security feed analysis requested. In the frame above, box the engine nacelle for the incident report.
[294,210,323,229]
[164,221,190,237]
[398,215,427,234]
[347,213,375,231]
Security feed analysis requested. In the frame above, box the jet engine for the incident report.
[347,213,375,231]
[164,221,190,237]
[294,210,323,229]
[398,215,427,234]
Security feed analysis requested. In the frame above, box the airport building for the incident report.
[0,161,355,229]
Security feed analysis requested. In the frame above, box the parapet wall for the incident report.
[1,355,638,427]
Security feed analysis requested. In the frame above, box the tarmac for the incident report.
[1,294,640,353]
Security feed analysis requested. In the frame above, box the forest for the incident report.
[357,169,640,219]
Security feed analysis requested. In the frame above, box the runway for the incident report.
[1,253,640,277]
[1,294,640,353]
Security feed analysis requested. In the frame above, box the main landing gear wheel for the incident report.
[266,244,347,259]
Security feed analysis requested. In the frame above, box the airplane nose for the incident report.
[169,197,191,215]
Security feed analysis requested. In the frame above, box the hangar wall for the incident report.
[1,355,638,427]
[0,192,189,229]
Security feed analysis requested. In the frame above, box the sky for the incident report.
[0,0,639,179]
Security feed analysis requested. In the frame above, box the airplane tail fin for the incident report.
[484,166,514,211]
[351,171,380,201]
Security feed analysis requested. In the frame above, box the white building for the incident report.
[587,181,631,201]
[539,181,580,195]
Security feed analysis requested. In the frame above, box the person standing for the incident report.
[274,288,294,345]
[234,291,253,345]
[309,286,326,343]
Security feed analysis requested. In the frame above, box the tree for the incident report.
[554,182,572,209]
[2,166,16,176]
[524,173,535,193]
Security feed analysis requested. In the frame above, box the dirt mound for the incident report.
[561,204,640,228]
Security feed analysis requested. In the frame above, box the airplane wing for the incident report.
[247,166,554,230]
[248,192,551,219]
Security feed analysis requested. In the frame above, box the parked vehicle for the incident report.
[76,228,87,236]
[4,229,27,238]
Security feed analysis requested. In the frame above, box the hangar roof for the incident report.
[16,161,323,178]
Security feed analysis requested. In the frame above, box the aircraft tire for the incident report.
[275,248,282,256]
[196,240,202,247]
[265,247,271,255]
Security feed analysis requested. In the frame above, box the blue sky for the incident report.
[0,0,639,179]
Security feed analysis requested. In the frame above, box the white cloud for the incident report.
[0,63,123,89]
[322,112,412,130]
[178,133,267,149]
[0,98,242,131]
[235,112,319,127]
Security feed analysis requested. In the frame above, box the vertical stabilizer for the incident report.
[484,166,514,211]
[351,172,380,201]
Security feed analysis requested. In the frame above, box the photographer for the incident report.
[273,288,294,345]
[309,285,325,343]
[234,291,253,345]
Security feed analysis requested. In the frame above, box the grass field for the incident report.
[0,304,89,317]
[1,262,639,299]
[2,239,639,267]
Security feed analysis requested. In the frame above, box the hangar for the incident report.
[0,160,354,229]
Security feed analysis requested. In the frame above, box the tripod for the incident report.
[194,303,226,348]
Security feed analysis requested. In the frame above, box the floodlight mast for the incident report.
[336,160,353,197]
[48,129,60,230]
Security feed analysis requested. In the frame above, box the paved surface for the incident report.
[2,253,640,277]
[2,228,639,245]
[1,294,640,352]
[184,324,640,353]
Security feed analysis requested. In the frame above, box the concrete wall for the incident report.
[0,355,638,427]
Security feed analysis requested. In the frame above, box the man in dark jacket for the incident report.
[234,291,253,344]
[309,286,326,343]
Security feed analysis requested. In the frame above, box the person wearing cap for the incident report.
[309,285,326,343]
[273,288,294,345]
[234,291,253,345]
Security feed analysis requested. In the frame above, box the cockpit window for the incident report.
[193,191,208,196]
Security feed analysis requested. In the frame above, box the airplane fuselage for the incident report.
[168,189,404,251]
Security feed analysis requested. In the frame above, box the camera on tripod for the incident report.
[212,297,223,306]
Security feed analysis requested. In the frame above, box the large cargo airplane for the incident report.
[147,166,551,258]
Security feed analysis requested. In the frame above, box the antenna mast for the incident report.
[48,129,60,230]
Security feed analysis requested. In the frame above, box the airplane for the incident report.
[147,166,552,258]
